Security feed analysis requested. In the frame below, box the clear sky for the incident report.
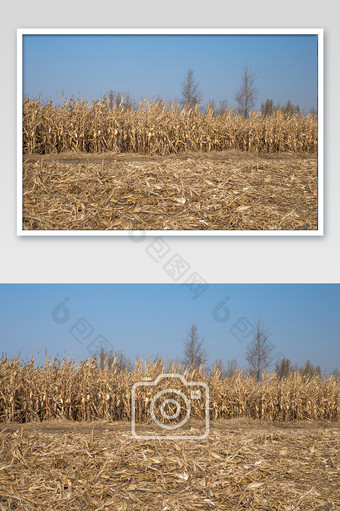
[1,284,338,373]
[22,34,318,112]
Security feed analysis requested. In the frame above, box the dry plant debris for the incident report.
[0,420,339,510]
[22,99,317,156]
[22,151,317,231]
[1,356,338,423]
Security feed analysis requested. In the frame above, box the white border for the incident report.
[17,28,324,237]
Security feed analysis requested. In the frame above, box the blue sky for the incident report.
[0,284,338,373]
[23,34,318,111]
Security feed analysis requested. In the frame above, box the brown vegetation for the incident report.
[22,97,318,231]
[23,98,318,155]
[1,356,338,423]
[0,420,339,510]
[22,151,317,230]
[1,355,338,509]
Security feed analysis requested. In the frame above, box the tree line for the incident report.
[105,65,316,119]
[94,320,337,381]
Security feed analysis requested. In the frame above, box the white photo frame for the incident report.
[17,28,324,236]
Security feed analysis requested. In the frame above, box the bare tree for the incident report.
[245,319,274,381]
[107,90,134,110]
[213,358,239,378]
[181,69,202,109]
[206,99,216,114]
[226,358,239,376]
[182,323,208,369]
[275,357,293,380]
[207,99,229,116]
[218,99,229,115]
[300,360,321,379]
[235,64,258,118]
[261,98,274,117]
[94,348,130,371]
[213,359,225,377]
[332,368,340,379]
[281,100,301,118]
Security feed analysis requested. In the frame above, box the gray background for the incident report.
[1,1,339,283]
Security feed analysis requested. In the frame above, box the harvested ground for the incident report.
[22,151,318,231]
[0,419,338,510]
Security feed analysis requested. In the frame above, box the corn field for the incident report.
[23,97,318,155]
[0,356,338,423]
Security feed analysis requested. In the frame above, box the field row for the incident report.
[23,98,318,155]
[1,356,338,423]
